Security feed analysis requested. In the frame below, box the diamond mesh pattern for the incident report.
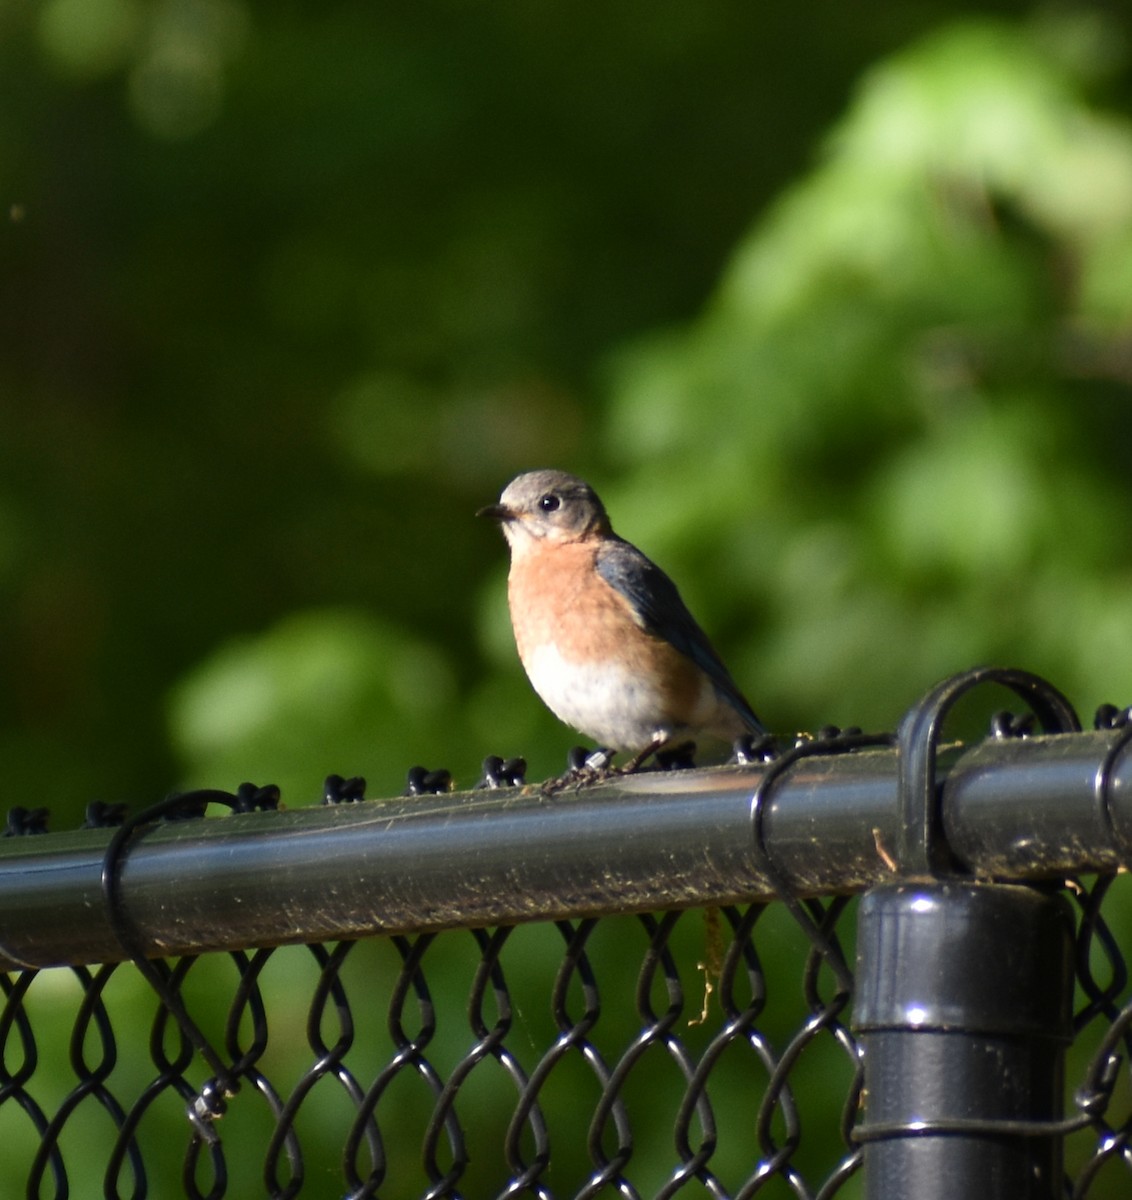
[3,878,1131,1198]
[2,902,858,1199]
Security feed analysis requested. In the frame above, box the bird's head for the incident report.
[477,470,612,549]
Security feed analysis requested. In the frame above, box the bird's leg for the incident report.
[540,729,678,794]
[620,729,669,775]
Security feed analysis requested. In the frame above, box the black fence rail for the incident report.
[1,667,1131,1199]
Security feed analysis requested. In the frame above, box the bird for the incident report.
[478,469,768,771]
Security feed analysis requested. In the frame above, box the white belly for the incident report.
[523,641,719,751]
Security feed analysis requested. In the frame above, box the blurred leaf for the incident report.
[169,608,457,801]
[38,0,142,78]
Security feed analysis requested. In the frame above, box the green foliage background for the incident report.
[2,2,1131,811]
[3,2,1132,1196]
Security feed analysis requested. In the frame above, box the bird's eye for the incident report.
[538,494,560,513]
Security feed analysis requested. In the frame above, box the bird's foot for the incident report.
[540,746,617,794]
[539,735,702,794]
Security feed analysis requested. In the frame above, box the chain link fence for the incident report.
[2,667,1132,1199]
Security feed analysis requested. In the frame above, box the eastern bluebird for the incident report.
[478,469,768,769]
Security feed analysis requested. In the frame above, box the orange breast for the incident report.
[507,541,707,728]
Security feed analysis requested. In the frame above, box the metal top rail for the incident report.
[2,711,1130,971]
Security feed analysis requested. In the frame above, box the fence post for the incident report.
[853,880,1075,1200]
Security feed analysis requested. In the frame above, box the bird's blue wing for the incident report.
[596,539,766,734]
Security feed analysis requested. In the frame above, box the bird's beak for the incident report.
[477,502,515,522]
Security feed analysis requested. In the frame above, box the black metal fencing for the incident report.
[2,667,1131,1199]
